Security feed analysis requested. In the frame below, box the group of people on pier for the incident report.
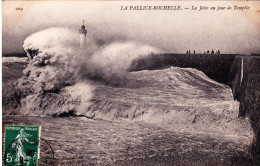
[186,50,221,54]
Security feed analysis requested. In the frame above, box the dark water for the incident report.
[3,116,259,165]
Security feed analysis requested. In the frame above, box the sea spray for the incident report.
[63,82,95,116]
[17,27,160,115]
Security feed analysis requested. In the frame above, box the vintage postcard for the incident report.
[2,1,260,165]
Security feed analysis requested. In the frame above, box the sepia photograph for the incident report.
[2,1,260,165]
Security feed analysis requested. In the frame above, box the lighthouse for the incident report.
[79,20,87,48]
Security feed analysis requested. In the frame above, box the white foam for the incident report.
[2,57,28,63]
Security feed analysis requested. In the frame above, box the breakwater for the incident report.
[130,53,260,155]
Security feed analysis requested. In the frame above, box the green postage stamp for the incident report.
[4,125,41,166]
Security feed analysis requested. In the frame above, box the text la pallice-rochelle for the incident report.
[121,5,250,11]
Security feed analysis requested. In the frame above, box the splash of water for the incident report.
[18,27,160,114]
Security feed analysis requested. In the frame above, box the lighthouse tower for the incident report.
[79,20,87,48]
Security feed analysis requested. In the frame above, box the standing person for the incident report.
[14,129,36,164]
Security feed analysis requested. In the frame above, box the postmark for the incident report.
[4,125,41,166]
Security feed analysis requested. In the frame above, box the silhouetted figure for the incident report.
[188,50,191,54]
[207,50,209,54]
[218,50,220,54]
[186,50,189,54]
[194,50,195,54]
[211,50,214,54]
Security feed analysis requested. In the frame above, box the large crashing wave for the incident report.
[21,27,159,93]
[6,27,252,137]
[17,27,160,114]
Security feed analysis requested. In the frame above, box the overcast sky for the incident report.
[3,1,260,54]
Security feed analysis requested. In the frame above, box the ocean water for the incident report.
[14,66,252,139]
[2,59,255,165]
